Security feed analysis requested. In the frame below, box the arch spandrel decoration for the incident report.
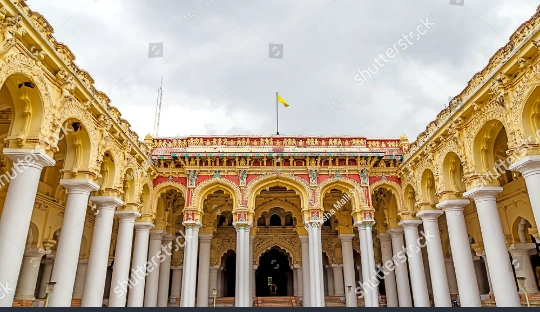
[245,172,313,212]
[253,236,299,266]
[0,53,54,149]
[315,176,367,209]
[435,139,464,194]
[511,62,540,140]
[322,237,342,265]
[211,237,236,266]
[191,177,242,211]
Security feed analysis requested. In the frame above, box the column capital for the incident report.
[3,148,55,169]
[293,264,302,269]
[339,234,355,242]
[199,233,213,244]
[115,209,141,221]
[463,186,502,200]
[509,155,540,177]
[134,221,154,231]
[23,247,50,258]
[150,230,164,241]
[389,227,404,237]
[508,243,537,255]
[60,178,99,194]
[233,223,252,231]
[182,221,201,230]
[299,235,309,244]
[416,209,443,221]
[77,258,89,266]
[331,264,343,268]
[436,199,470,210]
[90,196,124,208]
[209,265,220,273]
[162,234,175,244]
[398,219,422,229]
[377,232,391,242]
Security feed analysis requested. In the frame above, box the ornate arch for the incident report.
[254,199,302,223]
[316,176,366,209]
[150,181,187,215]
[0,53,54,148]
[370,179,405,213]
[511,63,540,141]
[245,173,312,212]
[191,178,241,211]
[211,238,237,266]
[253,237,299,266]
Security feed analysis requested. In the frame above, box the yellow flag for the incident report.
[277,94,289,107]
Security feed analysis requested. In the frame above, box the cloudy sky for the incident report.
[26,0,539,141]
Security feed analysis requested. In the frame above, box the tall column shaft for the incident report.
[243,230,251,306]
[249,235,254,306]
[357,224,372,307]
[157,234,174,307]
[209,265,219,298]
[108,210,140,307]
[417,210,451,307]
[437,200,481,306]
[196,234,212,307]
[235,226,245,307]
[398,220,430,307]
[510,156,540,231]
[339,234,357,306]
[464,186,521,307]
[144,230,164,307]
[378,233,398,307]
[295,265,303,297]
[326,266,335,296]
[72,259,88,300]
[299,236,311,307]
[48,179,99,307]
[445,258,459,295]
[82,196,123,307]
[181,223,200,307]
[389,228,412,307]
[308,224,325,307]
[14,248,50,300]
[126,222,154,307]
[0,149,54,307]
[331,265,344,296]
[365,224,379,307]
[37,256,54,299]
[170,266,182,301]
[509,243,539,294]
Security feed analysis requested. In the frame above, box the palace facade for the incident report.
[2,0,540,308]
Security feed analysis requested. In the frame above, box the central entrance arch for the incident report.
[256,247,293,296]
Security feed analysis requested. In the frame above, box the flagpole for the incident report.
[276,92,279,135]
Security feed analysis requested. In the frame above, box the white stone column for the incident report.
[234,224,251,307]
[307,224,325,307]
[416,210,451,307]
[170,265,182,301]
[389,228,412,307]
[126,222,154,307]
[252,265,256,299]
[331,264,344,296]
[339,234,357,307]
[365,223,379,307]
[0,149,54,307]
[445,258,459,295]
[249,236,254,305]
[464,186,521,307]
[217,267,223,297]
[510,156,540,230]
[157,234,174,307]
[509,243,539,294]
[108,210,140,307]
[293,268,298,296]
[209,265,219,298]
[196,234,212,307]
[48,179,99,307]
[299,236,311,307]
[437,200,481,307]
[181,223,200,307]
[144,230,164,307]
[477,252,494,294]
[14,248,50,300]
[398,220,430,307]
[296,265,303,297]
[326,266,335,296]
[82,196,123,307]
[72,259,88,300]
[378,233,398,307]
[37,256,54,299]
[357,224,372,307]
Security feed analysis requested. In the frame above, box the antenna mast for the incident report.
[153,78,163,137]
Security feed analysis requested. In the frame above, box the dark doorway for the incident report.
[256,248,292,296]
[223,251,236,297]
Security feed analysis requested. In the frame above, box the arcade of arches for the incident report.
[4,0,540,308]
